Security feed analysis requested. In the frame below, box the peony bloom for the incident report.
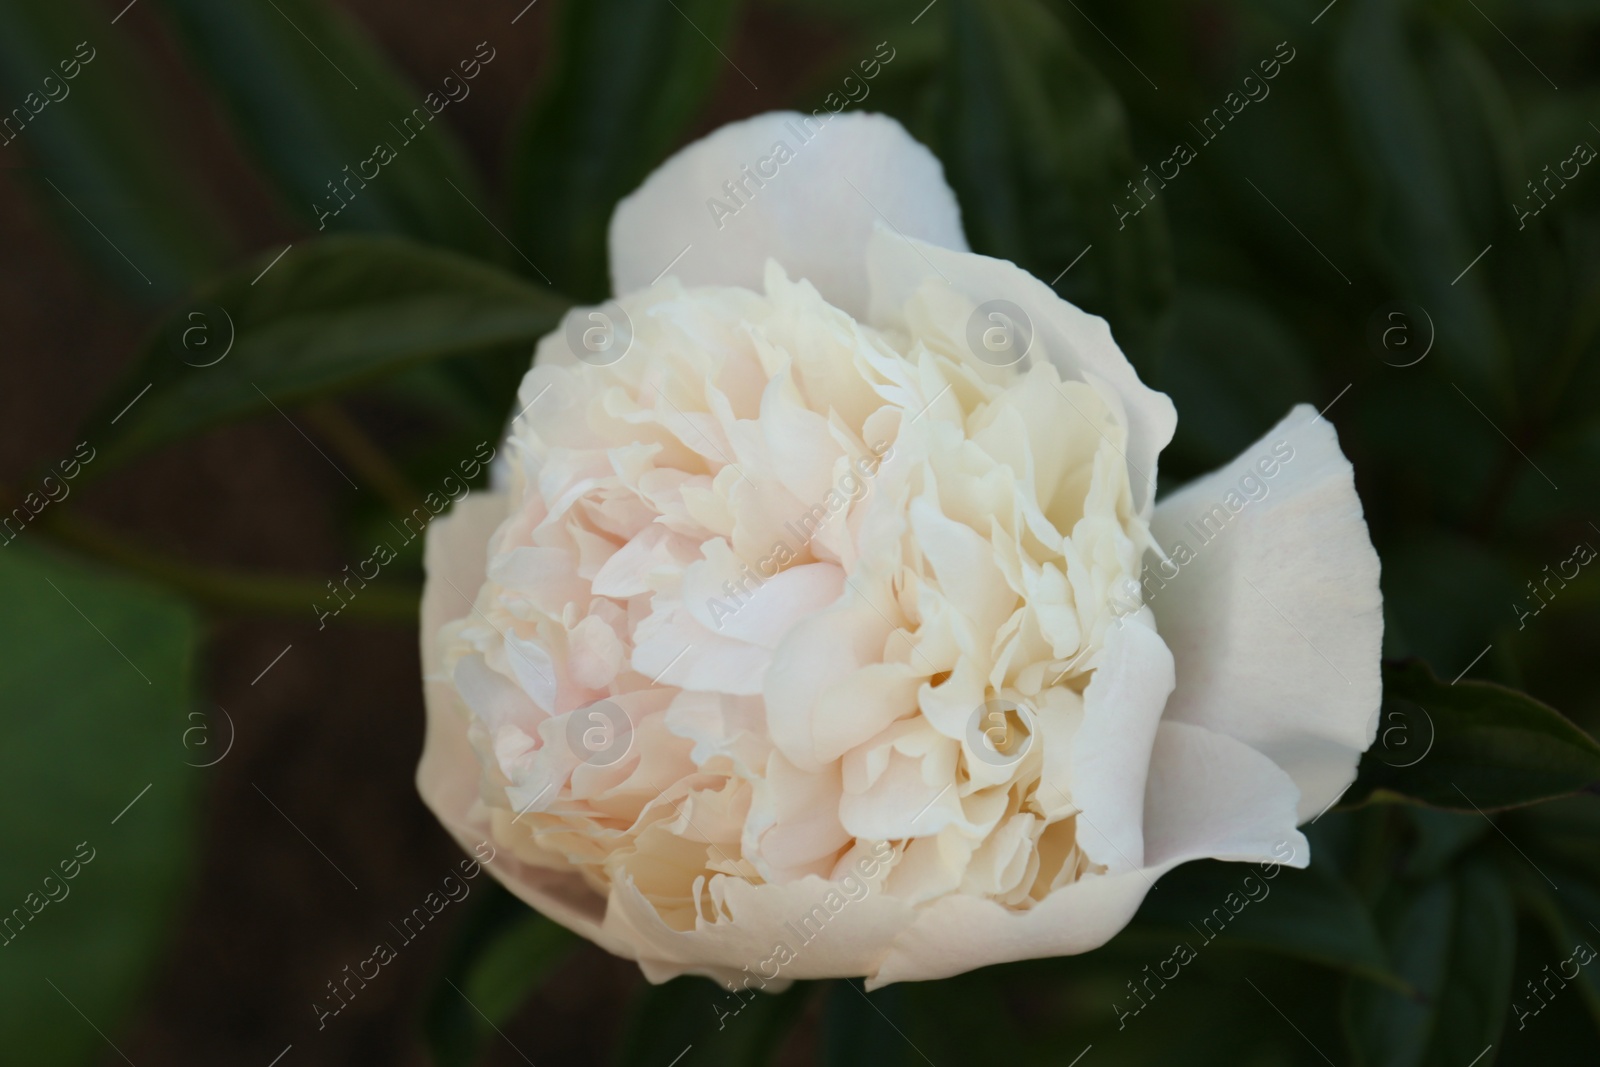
[418,111,1381,990]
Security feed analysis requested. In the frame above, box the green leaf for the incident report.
[423,882,576,1067]
[1333,0,1506,383]
[154,0,495,255]
[822,979,924,1066]
[0,0,231,300]
[1506,795,1600,883]
[508,0,739,299]
[1418,27,1522,241]
[1508,867,1600,1026]
[1344,659,1600,812]
[459,914,573,1026]
[0,545,199,1063]
[613,975,814,1066]
[780,8,944,116]
[1155,287,1318,474]
[1133,858,1397,986]
[1343,861,1515,1067]
[1397,807,1489,881]
[1377,536,1522,672]
[77,236,570,471]
[926,0,1171,365]
[1519,0,1600,15]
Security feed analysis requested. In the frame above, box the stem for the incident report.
[300,400,426,517]
[36,510,419,624]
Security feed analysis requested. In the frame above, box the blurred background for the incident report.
[1,0,1598,1063]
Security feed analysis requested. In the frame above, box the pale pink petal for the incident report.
[419,493,633,960]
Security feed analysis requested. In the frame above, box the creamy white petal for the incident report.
[763,592,897,772]
[1148,404,1383,820]
[840,744,959,840]
[743,755,852,882]
[865,230,1176,512]
[1141,720,1308,870]
[608,111,967,316]
[604,861,915,988]
[1069,614,1175,872]
[589,524,699,598]
[866,866,1152,990]
[866,719,1308,989]
[682,548,845,648]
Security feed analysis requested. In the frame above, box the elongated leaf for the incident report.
[1419,27,1522,240]
[0,546,199,1063]
[1398,807,1489,881]
[822,979,922,1066]
[1506,795,1600,882]
[780,8,943,115]
[423,883,575,1067]
[1344,659,1600,811]
[1347,882,1456,1067]
[0,0,230,300]
[1334,0,1505,383]
[154,0,494,255]
[1521,0,1600,14]
[614,975,814,1066]
[926,0,1171,364]
[508,0,739,299]
[1156,288,1317,471]
[77,236,570,470]
[1133,858,1396,986]
[1344,861,1515,1067]
[1424,863,1517,1064]
[1509,868,1600,1035]
[1377,536,1522,682]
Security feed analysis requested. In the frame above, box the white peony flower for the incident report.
[417,111,1382,991]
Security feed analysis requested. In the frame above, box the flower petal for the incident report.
[603,862,915,988]
[864,230,1176,512]
[1070,614,1175,872]
[866,718,1308,989]
[421,492,512,807]
[1141,720,1308,869]
[867,867,1150,990]
[1148,404,1383,820]
[608,111,967,317]
[418,493,636,959]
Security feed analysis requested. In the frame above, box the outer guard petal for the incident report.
[608,111,967,316]
[1148,404,1383,820]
